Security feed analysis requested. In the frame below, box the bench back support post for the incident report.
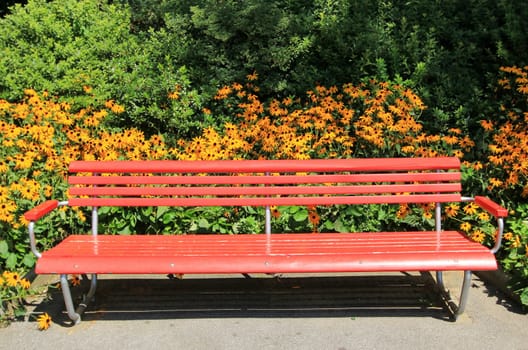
[91,172,99,236]
[265,206,271,235]
[264,171,272,236]
[92,206,98,236]
[435,202,442,234]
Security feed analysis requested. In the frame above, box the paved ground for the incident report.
[1,272,526,350]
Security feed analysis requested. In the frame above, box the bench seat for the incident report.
[36,231,497,275]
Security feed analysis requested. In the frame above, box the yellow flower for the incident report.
[20,278,31,289]
[472,161,483,171]
[488,178,503,189]
[3,271,20,287]
[512,235,522,248]
[463,203,479,215]
[0,160,8,173]
[471,230,486,243]
[477,212,490,222]
[460,222,472,232]
[167,85,181,100]
[422,211,433,219]
[37,313,52,330]
[444,203,459,218]
[110,103,125,114]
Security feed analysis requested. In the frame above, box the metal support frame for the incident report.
[436,270,472,319]
[60,274,98,325]
[433,196,472,319]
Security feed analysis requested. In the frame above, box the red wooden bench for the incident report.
[25,157,508,324]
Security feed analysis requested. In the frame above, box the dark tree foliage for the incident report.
[0,0,27,17]
[2,0,528,136]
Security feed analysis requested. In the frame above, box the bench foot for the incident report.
[60,273,98,325]
[436,270,472,320]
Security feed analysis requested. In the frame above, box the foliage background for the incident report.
[0,0,527,310]
[1,0,528,137]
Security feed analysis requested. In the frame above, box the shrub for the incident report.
[0,0,205,139]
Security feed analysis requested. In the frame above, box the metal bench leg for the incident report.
[456,270,472,317]
[60,273,98,325]
[436,270,472,320]
[60,274,81,324]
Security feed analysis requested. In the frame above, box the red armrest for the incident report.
[474,196,508,217]
[24,200,59,221]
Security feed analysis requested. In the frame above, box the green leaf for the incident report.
[520,288,528,307]
[117,225,132,235]
[0,240,8,257]
[14,306,27,318]
[157,206,170,219]
[198,218,210,229]
[293,210,308,222]
[162,212,176,224]
[333,219,349,233]
[22,253,36,268]
[6,253,17,270]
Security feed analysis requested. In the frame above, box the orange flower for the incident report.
[308,206,320,228]
[70,274,81,287]
[246,71,258,81]
[480,120,494,131]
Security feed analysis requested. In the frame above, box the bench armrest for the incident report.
[24,200,62,259]
[474,196,508,218]
[473,196,508,254]
[24,200,59,221]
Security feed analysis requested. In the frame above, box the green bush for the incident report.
[3,0,528,139]
[0,0,205,138]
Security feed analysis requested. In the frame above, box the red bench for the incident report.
[25,157,507,324]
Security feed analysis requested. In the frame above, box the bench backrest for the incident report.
[67,157,462,208]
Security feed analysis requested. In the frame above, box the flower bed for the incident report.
[1,70,527,326]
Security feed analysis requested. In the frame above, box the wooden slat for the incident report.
[68,172,462,186]
[35,232,497,275]
[68,193,461,207]
[69,157,461,174]
[68,183,462,197]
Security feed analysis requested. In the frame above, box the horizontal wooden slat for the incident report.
[68,183,462,197]
[36,232,497,274]
[69,157,461,174]
[68,193,461,207]
[69,172,461,186]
